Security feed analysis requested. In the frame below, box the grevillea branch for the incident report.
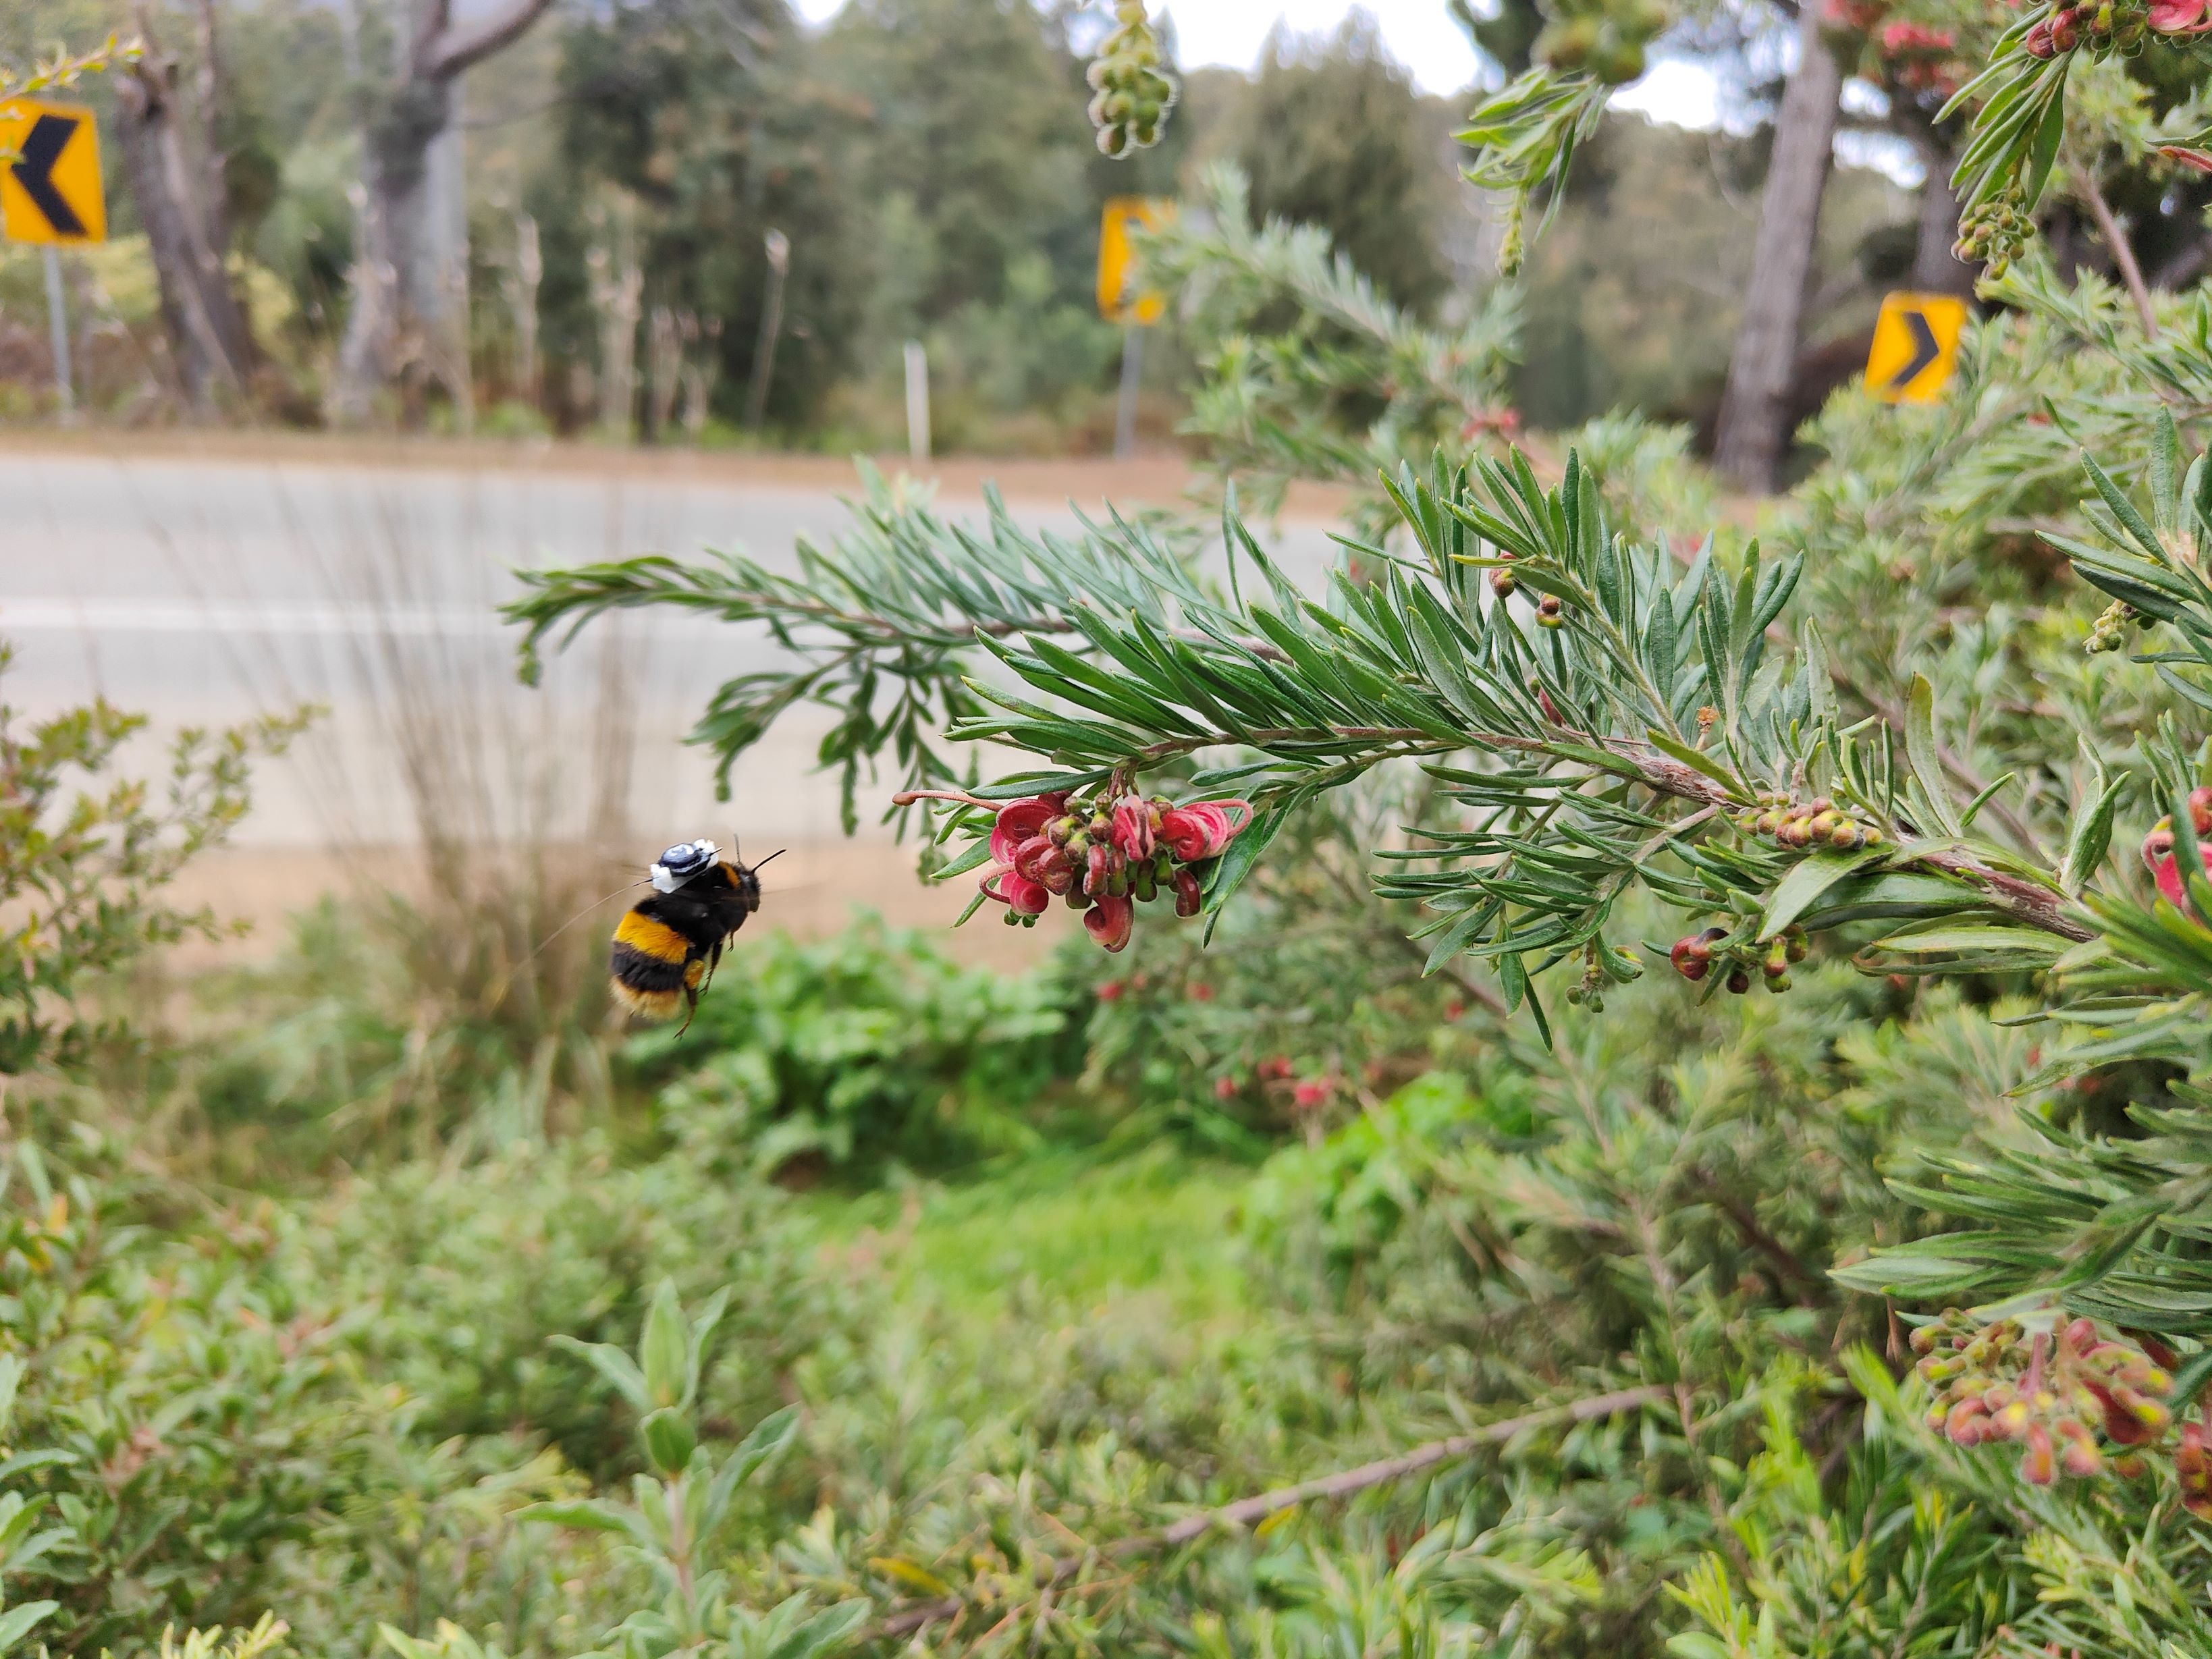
[868,1384,1669,1641]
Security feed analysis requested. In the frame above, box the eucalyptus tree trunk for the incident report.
[1713,0,1842,493]
[1894,106,1977,297]
[505,209,543,406]
[327,0,554,427]
[112,0,257,410]
[588,200,644,441]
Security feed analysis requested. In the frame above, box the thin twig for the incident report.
[516,583,1293,662]
[2076,166,2159,339]
[866,1384,1667,1640]
[1699,1174,1828,1303]
[1123,722,2095,942]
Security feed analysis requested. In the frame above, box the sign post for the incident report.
[1098,196,1171,460]
[903,339,929,463]
[43,248,72,418]
[1864,292,1968,404]
[1114,324,1143,460]
[1,97,109,421]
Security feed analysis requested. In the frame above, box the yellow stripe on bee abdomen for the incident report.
[615,910,692,964]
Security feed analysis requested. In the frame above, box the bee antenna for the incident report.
[483,877,649,1006]
[752,847,787,869]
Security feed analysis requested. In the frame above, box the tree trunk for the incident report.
[505,209,542,406]
[330,79,448,425]
[587,198,643,441]
[111,7,257,411]
[680,315,722,439]
[1713,0,1842,493]
[1908,128,1976,296]
[647,305,682,440]
[326,0,554,427]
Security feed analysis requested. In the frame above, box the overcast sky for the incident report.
[782,1,1471,94]
[787,0,1730,125]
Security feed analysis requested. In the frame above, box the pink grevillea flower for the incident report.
[1159,800,1252,863]
[2151,0,2212,30]
[980,867,1051,917]
[2144,827,2212,906]
[1172,867,1204,917]
[1213,1076,1238,1101]
[1291,1079,1328,1109]
[2143,788,2212,904]
[1110,793,1158,861]
[1084,894,1134,952]
[1459,405,1522,442]
[990,795,1065,866]
[1013,835,1075,894]
[1879,19,1954,49]
[1085,841,1115,897]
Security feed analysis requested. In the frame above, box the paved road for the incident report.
[0,447,1341,855]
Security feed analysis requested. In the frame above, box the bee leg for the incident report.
[675,954,709,1037]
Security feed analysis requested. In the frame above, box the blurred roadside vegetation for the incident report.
[0,0,1917,453]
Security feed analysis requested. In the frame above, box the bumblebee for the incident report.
[608,839,774,1027]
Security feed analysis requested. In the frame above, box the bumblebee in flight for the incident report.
[609,839,777,1029]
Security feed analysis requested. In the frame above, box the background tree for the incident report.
[1210,14,1455,315]
[325,0,559,426]
[545,0,850,433]
[1711,1,1843,491]
[111,0,263,408]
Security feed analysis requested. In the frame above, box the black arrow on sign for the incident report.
[1885,307,1940,391]
[11,113,86,238]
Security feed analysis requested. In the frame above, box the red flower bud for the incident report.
[1213,1075,1237,1101]
[1096,979,1125,1002]
[1085,894,1133,952]
[1189,982,1214,1002]
[1944,1398,1989,1444]
[1292,1080,1328,1108]
[981,867,1050,917]
[1172,867,1204,917]
[1669,934,1713,981]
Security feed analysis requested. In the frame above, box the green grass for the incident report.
[800,1141,1257,1330]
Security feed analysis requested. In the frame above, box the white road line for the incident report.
[0,598,723,636]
